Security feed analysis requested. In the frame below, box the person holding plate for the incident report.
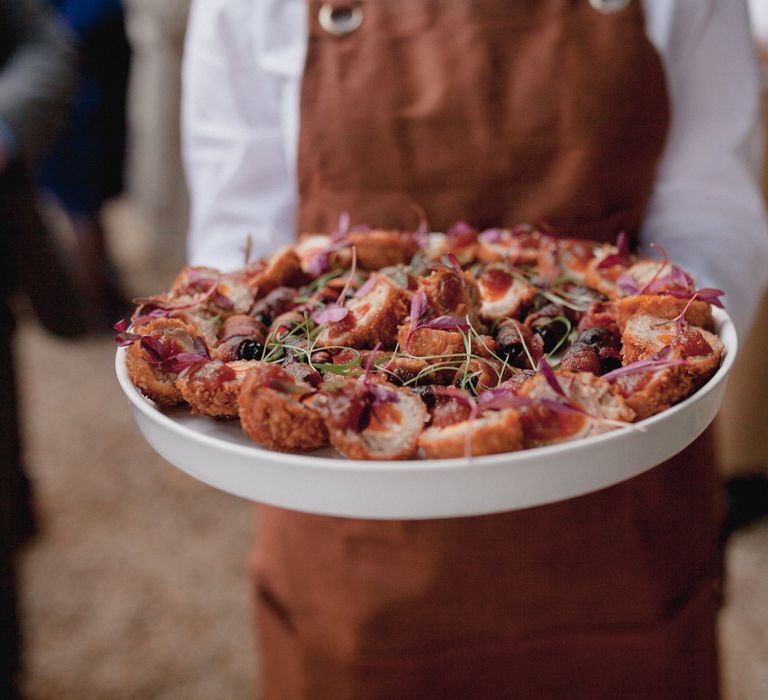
[181,0,768,697]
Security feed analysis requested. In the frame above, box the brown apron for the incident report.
[254,1,722,698]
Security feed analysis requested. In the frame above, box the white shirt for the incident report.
[182,0,768,339]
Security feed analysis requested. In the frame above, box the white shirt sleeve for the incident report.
[641,0,768,340]
[181,0,305,271]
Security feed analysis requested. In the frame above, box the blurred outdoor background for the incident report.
[4,1,768,698]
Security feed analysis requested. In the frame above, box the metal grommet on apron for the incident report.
[589,0,632,13]
[318,2,364,37]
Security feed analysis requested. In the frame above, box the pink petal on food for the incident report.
[602,358,688,383]
[617,274,640,296]
[421,315,470,332]
[311,304,349,325]
[354,275,377,298]
[478,228,504,243]
[446,221,475,237]
[538,358,568,399]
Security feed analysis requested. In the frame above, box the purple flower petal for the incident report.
[538,358,568,399]
[410,290,429,326]
[447,252,466,287]
[446,221,474,237]
[420,315,470,332]
[306,250,330,276]
[670,265,692,289]
[596,253,628,270]
[478,228,504,243]
[354,275,377,298]
[476,388,534,412]
[311,304,349,325]
[213,291,234,311]
[193,336,211,359]
[170,353,211,373]
[616,231,630,258]
[617,274,640,296]
[139,336,169,365]
[602,358,688,383]
[331,211,350,242]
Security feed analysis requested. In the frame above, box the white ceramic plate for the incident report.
[116,309,736,519]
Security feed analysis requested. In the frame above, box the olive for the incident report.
[599,356,623,374]
[237,338,264,361]
[534,321,567,354]
[251,312,271,326]
[579,327,612,346]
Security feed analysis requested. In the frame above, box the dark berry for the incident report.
[237,338,263,361]
[534,321,567,354]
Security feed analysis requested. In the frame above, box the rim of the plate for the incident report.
[115,307,737,472]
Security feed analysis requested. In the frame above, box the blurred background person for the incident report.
[0,1,79,697]
[717,0,768,537]
[36,0,131,330]
[123,0,190,270]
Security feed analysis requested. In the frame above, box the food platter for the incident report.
[116,308,736,519]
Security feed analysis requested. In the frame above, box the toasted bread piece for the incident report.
[476,266,537,321]
[309,380,427,460]
[418,408,523,459]
[125,318,205,407]
[615,295,713,332]
[176,360,255,418]
[237,363,328,451]
[316,274,410,349]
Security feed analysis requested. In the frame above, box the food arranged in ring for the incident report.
[116,221,726,460]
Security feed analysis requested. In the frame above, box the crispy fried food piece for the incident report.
[476,226,546,265]
[170,265,221,294]
[249,286,299,325]
[544,238,608,285]
[578,300,620,335]
[395,325,496,359]
[316,274,410,349]
[423,227,479,264]
[519,370,635,446]
[615,324,724,419]
[214,315,268,362]
[614,295,713,332]
[125,318,207,407]
[171,266,255,315]
[345,230,420,270]
[246,246,306,297]
[585,259,627,299]
[421,267,481,321]
[476,265,537,321]
[621,314,721,364]
[308,379,427,460]
[560,326,622,375]
[237,362,328,452]
[418,408,523,459]
[176,360,255,418]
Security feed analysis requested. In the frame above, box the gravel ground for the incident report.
[13,202,768,698]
